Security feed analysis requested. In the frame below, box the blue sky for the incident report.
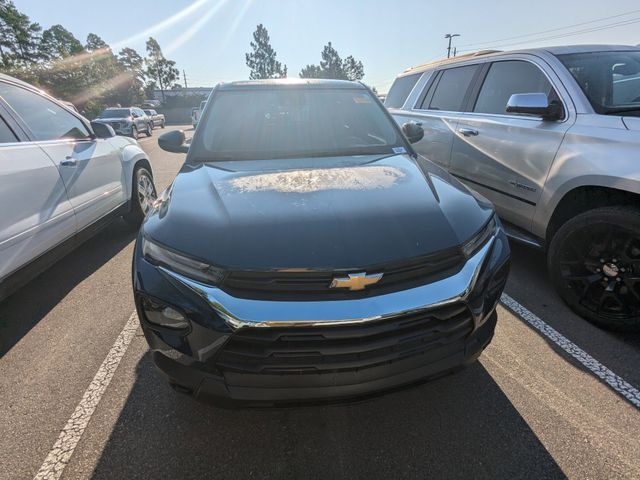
[15,0,640,92]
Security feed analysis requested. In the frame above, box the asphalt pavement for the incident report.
[1,126,639,480]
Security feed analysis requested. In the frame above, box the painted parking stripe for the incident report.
[33,312,139,480]
[501,293,640,409]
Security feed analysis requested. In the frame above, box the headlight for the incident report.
[142,237,225,285]
[461,215,497,258]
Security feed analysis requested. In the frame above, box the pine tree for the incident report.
[299,42,364,81]
[245,24,287,79]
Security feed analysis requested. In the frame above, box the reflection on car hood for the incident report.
[143,154,494,270]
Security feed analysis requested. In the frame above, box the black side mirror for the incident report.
[506,93,562,120]
[91,121,115,138]
[401,122,424,144]
[159,130,189,153]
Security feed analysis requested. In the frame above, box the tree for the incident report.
[299,42,365,81]
[319,42,344,79]
[0,0,42,67]
[342,55,364,81]
[39,24,83,60]
[245,24,287,79]
[117,47,145,104]
[145,37,179,103]
[118,47,144,77]
[299,64,322,79]
[85,33,108,52]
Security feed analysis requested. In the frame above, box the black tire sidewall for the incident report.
[548,206,640,331]
[131,126,138,140]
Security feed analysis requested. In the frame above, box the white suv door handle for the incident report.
[459,127,479,137]
[60,157,78,167]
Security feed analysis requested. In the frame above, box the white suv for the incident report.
[0,74,157,300]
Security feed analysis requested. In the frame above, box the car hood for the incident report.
[143,154,494,270]
[622,116,640,131]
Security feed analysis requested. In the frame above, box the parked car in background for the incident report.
[191,99,207,128]
[0,74,157,300]
[94,107,152,139]
[386,44,640,331]
[143,109,165,129]
[135,79,510,405]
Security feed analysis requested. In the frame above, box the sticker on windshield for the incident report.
[393,147,407,154]
[353,95,372,104]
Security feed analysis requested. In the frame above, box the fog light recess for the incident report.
[142,298,190,330]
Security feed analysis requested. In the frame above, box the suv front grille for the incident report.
[215,303,473,375]
[221,248,465,300]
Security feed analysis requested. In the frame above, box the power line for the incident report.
[458,8,640,49]
[458,16,640,53]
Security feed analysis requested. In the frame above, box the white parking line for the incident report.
[30,292,640,479]
[501,293,640,409]
[33,312,139,480]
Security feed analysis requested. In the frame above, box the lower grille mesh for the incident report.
[215,303,473,375]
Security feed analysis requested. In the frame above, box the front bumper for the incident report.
[133,227,510,405]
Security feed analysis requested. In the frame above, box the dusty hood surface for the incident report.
[143,154,493,270]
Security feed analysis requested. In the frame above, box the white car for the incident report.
[0,74,157,300]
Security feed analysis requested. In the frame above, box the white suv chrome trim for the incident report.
[159,236,495,330]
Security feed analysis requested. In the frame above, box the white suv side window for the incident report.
[473,60,557,116]
[0,82,91,141]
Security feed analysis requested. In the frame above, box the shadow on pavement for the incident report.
[506,242,640,386]
[91,353,566,479]
[0,219,136,357]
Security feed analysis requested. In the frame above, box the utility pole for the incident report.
[453,47,457,57]
[183,69,188,89]
[444,33,460,58]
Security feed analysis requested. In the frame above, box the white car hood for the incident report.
[622,116,640,131]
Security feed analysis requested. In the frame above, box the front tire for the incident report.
[131,126,138,140]
[548,206,640,331]
[146,123,153,137]
[123,166,157,226]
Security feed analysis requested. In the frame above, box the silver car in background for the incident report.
[387,45,640,331]
[0,74,157,300]
[94,107,153,139]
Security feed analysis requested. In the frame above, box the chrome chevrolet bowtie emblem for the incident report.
[330,272,383,291]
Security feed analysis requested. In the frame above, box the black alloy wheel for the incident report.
[548,206,640,331]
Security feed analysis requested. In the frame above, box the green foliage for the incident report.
[39,24,83,61]
[299,42,365,81]
[245,24,287,79]
[85,33,108,52]
[145,37,179,103]
[0,0,42,67]
[0,2,181,116]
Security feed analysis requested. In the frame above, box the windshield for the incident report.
[197,87,404,161]
[557,51,640,114]
[98,108,130,118]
